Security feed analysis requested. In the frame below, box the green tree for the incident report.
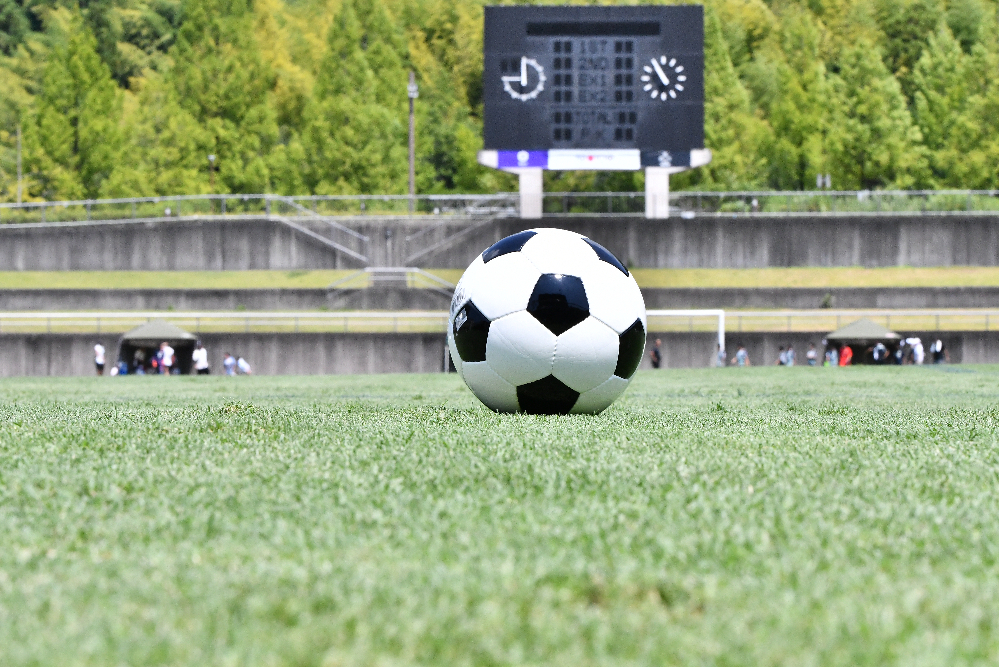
[302,0,406,194]
[24,14,123,199]
[874,0,942,97]
[168,0,278,193]
[0,0,31,55]
[911,27,999,187]
[744,6,832,189]
[675,6,770,190]
[825,41,928,189]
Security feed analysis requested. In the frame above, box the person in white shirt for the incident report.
[806,342,818,366]
[159,342,175,375]
[192,341,210,375]
[223,353,237,376]
[94,343,106,376]
[236,356,252,375]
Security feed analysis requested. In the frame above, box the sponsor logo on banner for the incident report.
[547,149,641,171]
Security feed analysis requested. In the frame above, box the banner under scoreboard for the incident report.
[480,5,705,171]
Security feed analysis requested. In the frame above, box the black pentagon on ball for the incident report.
[583,237,629,276]
[517,375,580,415]
[615,318,646,379]
[526,273,589,336]
[482,230,537,263]
[452,301,490,362]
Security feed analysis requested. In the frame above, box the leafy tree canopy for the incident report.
[2,0,999,201]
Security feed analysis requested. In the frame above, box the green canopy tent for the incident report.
[825,318,900,365]
[117,320,197,374]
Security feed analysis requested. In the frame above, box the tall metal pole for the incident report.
[16,124,22,205]
[407,71,419,214]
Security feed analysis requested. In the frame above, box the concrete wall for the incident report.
[0,217,362,271]
[643,330,987,368]
[642,286,999,309]
[0,332,449,377]
[0,287,450,311]
[3,329,993,377]
[4,213,999,271]
[395,214,999,269]
[2,285,995,311]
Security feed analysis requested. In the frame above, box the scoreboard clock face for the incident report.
[483,5,704,152]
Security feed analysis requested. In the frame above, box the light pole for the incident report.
[407,71,419,214]
[15,124,22,205]
[207,154,216,191]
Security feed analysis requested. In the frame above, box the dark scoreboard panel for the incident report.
[483,6,703,152]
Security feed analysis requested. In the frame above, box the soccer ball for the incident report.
[447,228,646,415]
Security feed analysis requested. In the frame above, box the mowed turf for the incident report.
[2,368,999,665]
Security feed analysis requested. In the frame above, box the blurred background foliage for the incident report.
[0,0,998,201]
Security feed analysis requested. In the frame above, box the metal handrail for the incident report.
[0,308,995,336]
[3,189,999,221]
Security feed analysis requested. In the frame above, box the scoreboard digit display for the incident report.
[483,5,704,155]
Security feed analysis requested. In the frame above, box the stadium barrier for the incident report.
[2,309,995,338]
[5,190,999,223]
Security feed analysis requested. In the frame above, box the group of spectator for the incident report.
[647,338,950,369]
[94,341,253,376]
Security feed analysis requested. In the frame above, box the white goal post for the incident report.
[646,309,726,350]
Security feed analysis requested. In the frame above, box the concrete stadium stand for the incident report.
[0,287,451,312]
[3,213,999,270]
[2,330,994,377]
[0,286,995,312]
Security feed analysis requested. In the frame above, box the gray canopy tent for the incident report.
[825,318,901,364]
[117,320,197,374]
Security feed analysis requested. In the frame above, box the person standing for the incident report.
[786,345,796,367]
[776,346,787,366]
[192,341,210,375]
[931,339,947,364]
[223,353,237,376]
[650,339,662,369]
[806,343,818,366]
[716,343,726,367]
[94,343,106,376]
[731,343,750,367]
[236,356,252,375]
[159,342,175,375]
[873,342,888,363]
[839,345,853,366]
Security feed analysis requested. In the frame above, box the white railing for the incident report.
[1,309,996,337]
[0,311,451,335]
[4,190,999,223]
[647,309,725,348]
[724,309,999,334]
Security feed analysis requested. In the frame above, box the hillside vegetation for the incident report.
[1,0,998,201]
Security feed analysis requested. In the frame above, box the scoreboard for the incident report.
[483,5,704,157]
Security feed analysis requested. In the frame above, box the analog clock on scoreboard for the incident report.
[483,5,704,153]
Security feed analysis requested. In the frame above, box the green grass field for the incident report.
[2,368,999,666]
[5,266,999,290]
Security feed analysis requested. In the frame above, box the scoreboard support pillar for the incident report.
[510,168,543,219]
[645,167,671,219]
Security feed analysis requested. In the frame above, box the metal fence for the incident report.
[542,189,999,216]
[0,311,452,335]
[2,309,996,336]
[5,190,999,223]
[724,309,999,335]
[0,194,518,224]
